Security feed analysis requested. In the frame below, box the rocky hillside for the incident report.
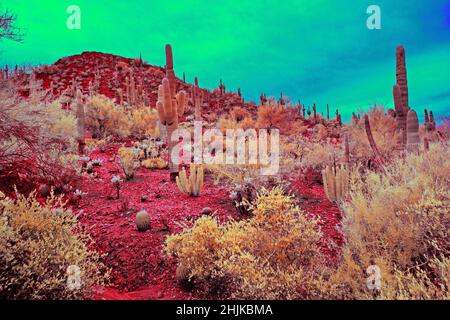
[31,51,257,117]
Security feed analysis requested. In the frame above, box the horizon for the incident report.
[1,0,449,122]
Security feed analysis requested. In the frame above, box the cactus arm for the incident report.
[364,115,386,168]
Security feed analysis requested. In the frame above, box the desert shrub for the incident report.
[165,187,329,299]
[345,106,400,161]
[118,147,140,180]
[0,191,108,299]
[0,79,79,193]
[84,138,107,153]
[130,107,160,138]
[141,157,167,169]
[256,103,290,133]
[218,115,255,134]
[230,106,251,122]
[85,95,131,138]
[329,143,449,299]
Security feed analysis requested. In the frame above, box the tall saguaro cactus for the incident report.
[393,46,410,149]
[75,89,85,154]
[192,76,203,121]
[396,46,409,111]
[157,44,187,181]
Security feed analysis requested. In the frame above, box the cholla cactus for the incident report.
[176,164,204,197]
[322,165,349,203]
[111,175,122,199]
[157,44,187,181]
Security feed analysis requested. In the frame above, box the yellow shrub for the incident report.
[165,187,328,299]
[130,107,160,138]
[118,147,140,180]
[329,143,449,299]
[86,95,131,138]
[0,191,108,299]
[345,106,400,160]
[141,157,167,169]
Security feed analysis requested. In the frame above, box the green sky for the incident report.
[1,0,449,122]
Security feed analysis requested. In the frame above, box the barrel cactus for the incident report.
[136,210,151,232]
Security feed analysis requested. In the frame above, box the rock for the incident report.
[176,263,194,291]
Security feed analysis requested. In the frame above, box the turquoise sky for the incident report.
[1,0,449,122]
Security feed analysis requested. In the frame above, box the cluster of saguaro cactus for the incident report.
[157,44,187,181]
[393,46,411,149]
[191,77,203,121]
[322,165,349,203]
[326,103,330,120]
[351,112,360,125]
[176,164,204,197]
[406,109,420,154]
[75,88,85,154]
[260,93,267,105]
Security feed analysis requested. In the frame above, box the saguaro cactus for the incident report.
[157,44,187,181]
[192,76,203,121]
[429,110,436,131]
[406,109,420,154]
[344,134,350,165]
[364,115,385,167]
[396,46,409,111]
[75,89,85,154]
[393,46,410,149]
[312,104,317,123]
[322,165,349,203]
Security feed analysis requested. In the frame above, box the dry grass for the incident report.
[0,191,108,299]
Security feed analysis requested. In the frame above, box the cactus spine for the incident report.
[406,109,420,154]
[157,44,187,181]
[176,164,204,197]
[322,164,349,203]
[75,89,85,154]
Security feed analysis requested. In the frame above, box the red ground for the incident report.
[72,143,343,300]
